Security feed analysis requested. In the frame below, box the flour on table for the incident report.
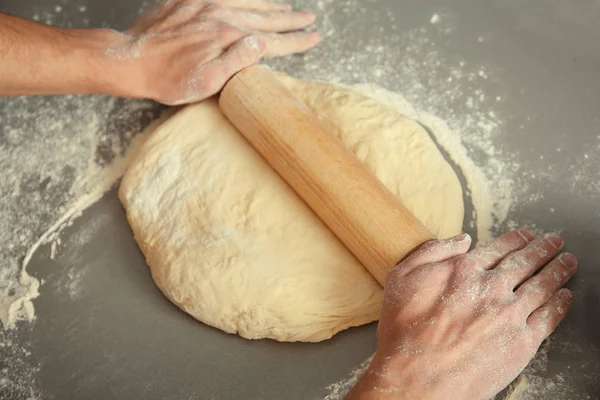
[119,75,465,342]
[1,0,560,396]
[324,356,373,400]
[0,91,161,397]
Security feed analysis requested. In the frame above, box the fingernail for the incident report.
[451,233,471,244]
[309,32,321,43]
[543,232,564,249]
[558,253,578,270]
[517,228,535,242]
[559,289,573,302]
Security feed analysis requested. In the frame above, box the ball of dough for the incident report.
[119,76,464,342]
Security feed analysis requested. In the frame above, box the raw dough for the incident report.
[119,76,464,342]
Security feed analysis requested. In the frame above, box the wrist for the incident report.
[347,352,431,400]
[56,27,132,96]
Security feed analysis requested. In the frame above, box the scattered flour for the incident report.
[0,72,160,397]
[0,332,41,400]
[1,0,512,398]
[48,212,112,300]
[0,94,158,328]
[324,356,373,400]
[0,94,162,395]
[2,0,595,399]
[273,1,597,399]
[268,0,517,241]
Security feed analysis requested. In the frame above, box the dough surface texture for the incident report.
[119,76,464,342]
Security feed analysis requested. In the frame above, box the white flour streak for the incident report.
[1,0,575,398]
[324,355,373,399]
[0,89,159,394]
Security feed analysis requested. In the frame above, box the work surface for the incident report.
[1,0,600,399]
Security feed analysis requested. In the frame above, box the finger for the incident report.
[200,20,249,48]
[462,228,535,270]
[494,233,564,288]
[527,288,573,342]
[169,35,265,105]
[516,253,577,313]
[215,0,292,11]
[129,0,178,33]
[261,31,321,57]
[220,8,316,32]
[393,233,472,277]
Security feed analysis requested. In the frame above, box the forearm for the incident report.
[0,1,320,104]
[0,12,129,97]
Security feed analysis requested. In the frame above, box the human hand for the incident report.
[348,229,577,400]
[108,0,320,105]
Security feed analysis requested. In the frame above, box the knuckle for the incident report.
[416,240,441,258]
[237,38,262,60]
[519,280,545,301]
[551,263,570,282]
[228,47,247,65]
[387,262,406,280]
[453,253,474,270]
[418,239,438,252]
[217,21,245,39]
[505,298,528,322]
[498,252,529,272]
[188,66,219,97]
[412,240,454,264]
[484,272,511,297]
[202,2,223,18]
[197,19,221,32]
[215,20,235,33]
[201,73,223,94]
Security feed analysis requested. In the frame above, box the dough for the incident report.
[119,76,464,342]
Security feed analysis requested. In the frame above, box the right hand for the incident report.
[107,0,320,105]
[348,229,577,400]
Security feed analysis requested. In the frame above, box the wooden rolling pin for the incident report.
[219,66,434,285]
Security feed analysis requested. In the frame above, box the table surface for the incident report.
[1,0,600,399]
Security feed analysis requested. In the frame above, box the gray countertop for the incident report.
[1,0,600,399]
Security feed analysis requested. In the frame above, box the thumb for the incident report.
[203,35,266,96]
[173,35,266,105]
[219,35,266,74]
[393,233,472,277]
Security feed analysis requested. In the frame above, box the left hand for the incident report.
[108,0,320,105]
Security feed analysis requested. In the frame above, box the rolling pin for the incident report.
[218,66,434,286]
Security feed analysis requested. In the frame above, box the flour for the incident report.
[503,326,600,400]
[30,1,93,28]
[324,356,373,399]
[352,84,494,242]
[0,0,583,398]
[256,1,587,397]
[48,212,112,299]
[268,0,516,241]
[0,331,42,400]
[0,91,160,395]
[0,95,158,328]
